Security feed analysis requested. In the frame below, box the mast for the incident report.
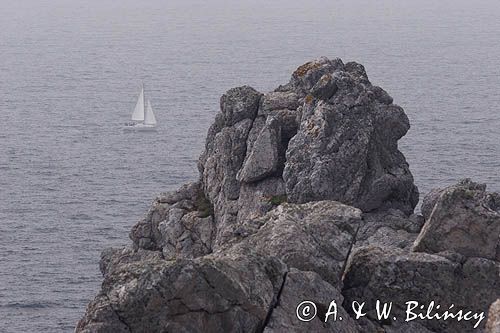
[142,83,145,120]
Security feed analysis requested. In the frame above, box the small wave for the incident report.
[2,301,58,309]
[68,213,93,221]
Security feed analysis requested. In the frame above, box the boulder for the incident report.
[342,246,500,333]
[263,268,359,333]
[219,85,261,126]
[77,251,287,333]
[413,179,500,261]
[227,201,363,287]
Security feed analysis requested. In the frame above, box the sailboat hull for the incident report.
[123,123,157,132]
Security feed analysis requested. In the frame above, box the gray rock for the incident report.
[159,211,215,260]
[355,209,424,250]
[220,85,261,126]
[100,247,163,277]
[420,187,444,221]
[129,181,215,259]
[237,117,281,183]
[75,293,130,333]
[199,86,262,222]
[487,299,500,333]
[343,246,500,333]
[203,118,253,203]
[310,73,337,100]
[228,201,363,287]
[156,182,201,205]
[197,57,418,254]
[283,58,418,215]
[236,176,286,224]
[413,179,500,261]
[201,118,253,247]
[81,58,499,333]
[259,91,299,116]
[263,268,359,333]
[77,251,287,333]
[290,56,345,95]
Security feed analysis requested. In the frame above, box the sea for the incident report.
[0,0,499,331]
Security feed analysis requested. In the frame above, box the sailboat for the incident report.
[124,85,157,131]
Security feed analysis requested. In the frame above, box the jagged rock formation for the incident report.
[343,178,500,333]
[413,179,500,261]
[77,58,499,333]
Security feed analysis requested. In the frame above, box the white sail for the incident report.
[131,86,144,121]
[144,99,157,126]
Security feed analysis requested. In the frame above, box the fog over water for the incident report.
[0,0,499,331]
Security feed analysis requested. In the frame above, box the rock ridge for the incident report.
[76,57,499,333]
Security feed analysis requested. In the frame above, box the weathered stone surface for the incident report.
[228,201,363,287]
[355,209,424,250]
[77,251,287,333]
[487,299,500,333]
[219,85,261,126]
[413,179,500,261]
[200,117,253,247]
[100,247,163,277]
[129,181,215,259]
[195,57,419,253]
[236,176,286,223]
[420,187,444,221]
[289,56,345,95]
[383,322,436,333]
[343,246,500,333]
[310,73,337,100]
[159,211,215,260]
[283,58,418,215]
[75,293,130,333]
[263,268,359,333]
[259,91,299,116]
[237,117,281,183]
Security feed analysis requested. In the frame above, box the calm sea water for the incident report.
[1,0,499,331]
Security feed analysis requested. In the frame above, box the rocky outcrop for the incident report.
[343,246,499,333]
[129,181,216,259]
[413,179,500,261]
[195,56,419,250]
[283,58,418,215]
[78,250,287,333]
[77,58,499,333]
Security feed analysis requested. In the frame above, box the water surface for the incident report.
[0,0,499,331]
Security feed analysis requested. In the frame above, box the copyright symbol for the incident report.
[296,300,317,322]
